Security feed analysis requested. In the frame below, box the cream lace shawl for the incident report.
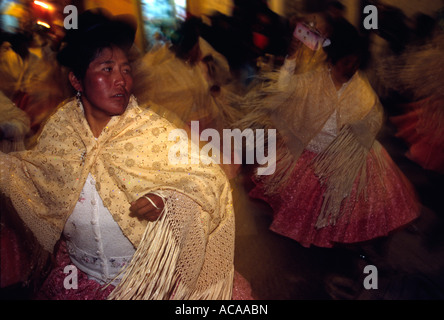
[0,96,235,299]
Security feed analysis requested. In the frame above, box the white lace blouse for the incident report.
[63,174,202,286]
[63,174,136,285]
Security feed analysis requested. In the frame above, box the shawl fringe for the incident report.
[311,125,369,229]
[108,202,233,300]
[108,203,180,300]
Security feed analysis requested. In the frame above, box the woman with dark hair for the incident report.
[0,9,235,300]
[237,18,420,248]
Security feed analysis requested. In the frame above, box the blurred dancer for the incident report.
[0,39,25,99]
[0,33,70,145]
[0,90,32,290]
[236,18,420,248]
[0,90,30,153]
[133,18,243,178]
[378,23,444,174]
[133,18,235,128]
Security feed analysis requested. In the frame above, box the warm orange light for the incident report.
[37,20,51,28]
[33,1,54,11]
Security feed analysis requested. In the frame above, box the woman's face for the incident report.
[79,46,133,119]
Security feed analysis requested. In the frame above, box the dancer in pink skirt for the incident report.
[238,18,420,248]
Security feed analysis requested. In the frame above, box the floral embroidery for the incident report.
[124,143,134,152]
[151,145,161,153]
[125,159,135,167]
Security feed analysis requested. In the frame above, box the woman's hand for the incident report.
[130,193,165,221]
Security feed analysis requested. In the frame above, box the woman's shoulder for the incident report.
[37,97,78,128]
[352,71,380,102]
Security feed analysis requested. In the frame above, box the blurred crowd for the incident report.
[1,1,443,144]
[0,0,443,299]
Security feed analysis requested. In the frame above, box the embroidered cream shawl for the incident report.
[0,96,235,299]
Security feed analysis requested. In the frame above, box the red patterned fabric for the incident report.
[232,271,255,300]
[35,241,115,300]
[35,240,254,300]
[250,146,420,248]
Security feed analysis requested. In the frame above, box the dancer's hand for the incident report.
[130,194,164,221]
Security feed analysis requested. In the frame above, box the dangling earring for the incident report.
[76,91,83,108]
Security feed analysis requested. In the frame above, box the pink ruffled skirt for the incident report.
[250,144,421,248]
[35,240,254,300]
[391,98,444,174]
